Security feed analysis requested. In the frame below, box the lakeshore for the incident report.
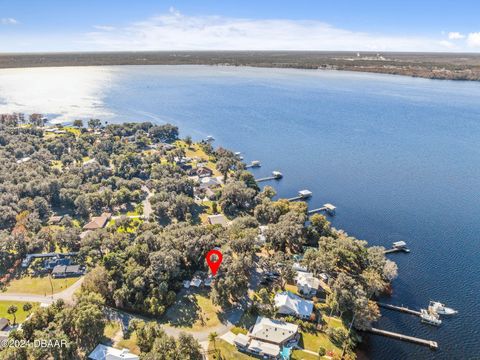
[1,51,480,81]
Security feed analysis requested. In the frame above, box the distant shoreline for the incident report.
[1,51,480,81]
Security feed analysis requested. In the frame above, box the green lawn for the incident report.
[0,301,39,324]
[117,332,140,355]
[162,289,222,331]
[4,276,80,295]
[208,339,254,360]
[292,349,321,360]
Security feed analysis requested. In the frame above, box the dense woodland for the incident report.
[0,114,396,359]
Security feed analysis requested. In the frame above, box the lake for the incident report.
[1,65,479,359]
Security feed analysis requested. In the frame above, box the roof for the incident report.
[274,291,314,318]
[233,333,250,347]
[0,318,9,331]
[208,214,228,226]
[247,339,280,357]
[296,272,320,290]
[196,167,213,176]
[249,316,298,345]
[49,215,64,224]
[393,241,407,247]
[83,213,111,230]
[88,344,139,360]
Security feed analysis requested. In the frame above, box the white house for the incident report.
[295,271,321,296]
[233,316,298,359]
[274,291,314,319]
[88,344,139,360]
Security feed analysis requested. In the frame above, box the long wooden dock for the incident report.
[366,327,438,349]
[377,302,421,316]
[308,203,336,215]
[255,171,283,182]
[287,190,312,201]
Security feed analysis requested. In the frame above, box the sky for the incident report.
[0,0,479,52]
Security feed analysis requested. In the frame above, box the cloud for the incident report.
[93,25,115,31]
[82,9,459,52]
[467,32,480,47]
[448,32,465,40]
[1,18,18,25]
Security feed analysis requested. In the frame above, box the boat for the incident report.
[420,309,442,326]
[429,301,458,315]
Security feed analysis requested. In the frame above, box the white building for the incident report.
[295,271,321,296]
[88,344,139,360]
[274,291,314,319]
[233,316,299,359]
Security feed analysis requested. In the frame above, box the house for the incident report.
[274,291,314,319]
[207,214,228,227]
[292,262,308,272]
[51,265,84,278]
[0,318,9,331]
[48,215,64,224]
[88,344,139,360]
[196,166,213,178]
[83,213,111,230]
[233,316,298,359]
[295,272,321,296]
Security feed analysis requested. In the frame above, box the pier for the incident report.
[377,302,421,317]
[255,171,283,182]
[287,189,312,201]
[246,160,261,169]
[366,327,438,350]
[308,203,336,215]
[384,241,410,254]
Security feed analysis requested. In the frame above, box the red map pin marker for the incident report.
[206,249,223,276]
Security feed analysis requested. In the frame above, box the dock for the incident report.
[246,160,261,169]
[255,171,283,182]
[308,203,336,215]
[287,189,312,201]
[377,302,421,317]
[384,241,410,254]
[366,327,438,350]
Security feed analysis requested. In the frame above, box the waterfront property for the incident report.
[274,291,314,319]
[233,316,299,359]
[295,271,321,297]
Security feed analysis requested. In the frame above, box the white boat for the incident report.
[420,309,442,326]
[429,301,458,315]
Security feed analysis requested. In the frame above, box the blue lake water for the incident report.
[1,65,480,359]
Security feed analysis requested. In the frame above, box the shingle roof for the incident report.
[249,316,298,345]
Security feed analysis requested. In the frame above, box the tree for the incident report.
[22,302,33,314]
[148,124,179,143]
[7,305,18,325]
[219,181,256,216]
[88,118,102,129]
[73,119,84,128]
[208,332,218,350]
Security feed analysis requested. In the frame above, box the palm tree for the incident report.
[7,305,18,325]
[209,331,218,350]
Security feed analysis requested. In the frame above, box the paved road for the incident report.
[0,276,84,305]
[141,185,154,219]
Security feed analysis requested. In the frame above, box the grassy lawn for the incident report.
[292,349,321,360]
[284,283,300,295]
[162,289,222,331]
[102,320,141,355]
[300,331,341,356]
[0,301,39,324]
[117,332,140,355]
[4,276,80,295]
[208,339,254,360]
[103,321,122,340]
